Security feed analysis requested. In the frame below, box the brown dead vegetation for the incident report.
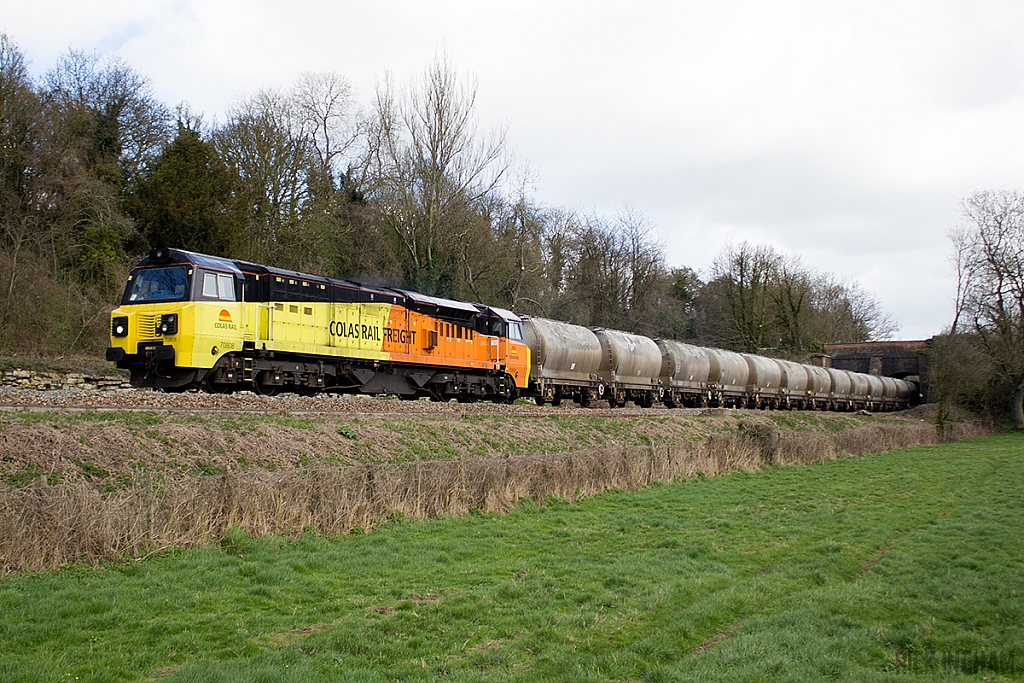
[0,407,863,484]
[0,418,989,573]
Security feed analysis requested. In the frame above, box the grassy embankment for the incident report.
[0,433,1020,682]
[0,408,892,481]
[1,408,965,571]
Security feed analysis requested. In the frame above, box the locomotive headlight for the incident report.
[111,316,129,337]
[159,313,178,336]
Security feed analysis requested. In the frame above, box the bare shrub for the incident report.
[0,419,994,573]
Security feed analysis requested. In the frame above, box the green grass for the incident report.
[0,434,1021,682]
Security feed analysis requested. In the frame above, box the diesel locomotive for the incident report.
[107,248,917,411]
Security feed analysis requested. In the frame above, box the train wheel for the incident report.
[535,397,546,407]
[253,381,280,397]
[204,377,233,394]
[296,386,319,398]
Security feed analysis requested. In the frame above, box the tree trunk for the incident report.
[1014,377,1024,432]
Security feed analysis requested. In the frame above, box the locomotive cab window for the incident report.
[199,270,236,301]
[124,266,189,304]
[509,322,524,341]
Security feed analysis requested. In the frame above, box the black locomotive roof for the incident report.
[137,250,510,316]
[138,248,242,275]
[400,290,479,314]
[479,305,522,322]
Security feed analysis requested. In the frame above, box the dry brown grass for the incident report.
[0,419,992,573]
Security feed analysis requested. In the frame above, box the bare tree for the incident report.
[216,88,312,262]
[928,332,993,439]
[457,170,547,309]
[541,209,669,334]
[0,34,41,327]
[42,49,171,179]
[709,241,780,352]
[697,242,897,354]
[361,54,509,295]
[771,255,812,351]
[807,274,898,345]
[554,214,625,327]
[619,208,666,319]
[954,190,1024,430]
[292,71,358,177]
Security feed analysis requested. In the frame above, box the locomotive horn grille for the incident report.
[136,314,160,340]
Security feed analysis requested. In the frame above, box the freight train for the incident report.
[106,248,918,411]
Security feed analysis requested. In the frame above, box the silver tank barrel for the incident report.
[521,317,602,382]
[775,359,809,395]
[657,339,712,386]
[806,365,831,399]
[827,368,853,399]
[742,354,782,394]
[593,328,662,386]
[706,348,749,391]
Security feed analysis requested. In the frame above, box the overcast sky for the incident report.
[6,0,1024,339]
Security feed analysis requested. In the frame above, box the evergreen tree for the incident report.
[126,123,242,255]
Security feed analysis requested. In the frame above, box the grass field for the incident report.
[0,433,1020,682]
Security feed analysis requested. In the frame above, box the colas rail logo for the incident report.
[214,309,237,329]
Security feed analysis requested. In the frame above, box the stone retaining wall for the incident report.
[0,369,133,392]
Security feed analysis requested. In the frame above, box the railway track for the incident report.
[0,388,702,419]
